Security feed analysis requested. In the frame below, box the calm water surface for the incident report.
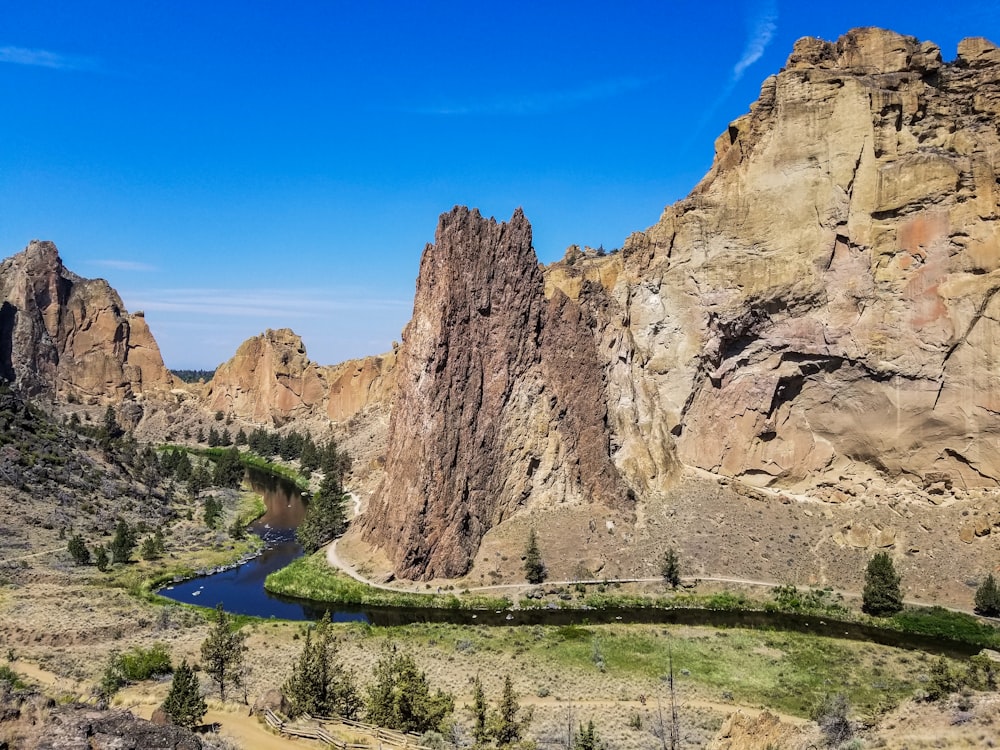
[157,467,365,622]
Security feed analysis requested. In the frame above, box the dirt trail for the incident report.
[2,546,63,562]
[129,699,305,750]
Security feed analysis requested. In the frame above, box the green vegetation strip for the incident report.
[159,444,310,489]
[342,621,926,719]
[265,552,512,610]
[269,556,1000,651]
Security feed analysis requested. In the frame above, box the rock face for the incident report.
[206,328,396,424]
[0,241,175,402]
[593,27,1000,491]
[360,207,630,579]
[206,328,328,423]
[324,352,397,422]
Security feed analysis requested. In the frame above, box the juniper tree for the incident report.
[975,573,1000,617]
[365,642,453,733]
[284,612,360,719]
[94,544,109,572]
[162,660,207,729]
[574,720,602,750]
[489,674,532,748]
[199,604,247,701]
[110,519,136,564]
[661,547,681,589]
[523,529,546,585]
[861,552,903,616]
[469,674,489,746]
[68,534,90,565]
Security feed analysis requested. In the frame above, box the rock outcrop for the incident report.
[0,240,175,402]
[206,328,396,425]
[324,352,397,422]
[360,207,630,579]
[591,27,1000,491]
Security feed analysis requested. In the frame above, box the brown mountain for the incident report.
[0,240,175,404]
[357,28,1000,580]
[205,327,396,426]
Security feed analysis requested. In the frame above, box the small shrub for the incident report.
[812,693,853,747]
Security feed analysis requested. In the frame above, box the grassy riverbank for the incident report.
[265,552,513,610]
[102,534,264,599]
[266,553,1000,651]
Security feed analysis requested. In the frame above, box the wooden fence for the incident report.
[262,708,432,750]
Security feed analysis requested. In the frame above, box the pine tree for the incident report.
[523,529,546,584]
[975,573,1000,617]
[661,547,681,589]
[200,604,247,701]
[299,436,319,475]
[296,447,351,551]
[862,552,903,616]
[162,660,207,728]
[211,447,244,487]
[489,674,532,747]
[68,534,90,565]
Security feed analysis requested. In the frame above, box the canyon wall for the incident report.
[593,28,1000,491]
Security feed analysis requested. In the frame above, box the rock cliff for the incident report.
[360,207,630,579]
[0,240,175,403]
[597,27,1000,491]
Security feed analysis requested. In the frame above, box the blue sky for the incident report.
[2,2,997,368]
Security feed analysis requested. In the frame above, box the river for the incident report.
[158,467,365,622]
[155,468,983,657]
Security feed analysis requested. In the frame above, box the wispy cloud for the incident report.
[685,0,779,149]
[127,288,410,320]
[92,259,159,272]
[0,45,98,72]
[732,1,778,82]
[412,76,651,116]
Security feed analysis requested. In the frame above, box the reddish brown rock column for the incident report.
[361,207,629,580]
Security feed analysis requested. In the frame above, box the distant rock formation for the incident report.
[0,240,175,403]
[206,327,395,425]
[206,328,327,422]
[360,207,630,579]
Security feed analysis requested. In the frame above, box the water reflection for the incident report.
[158,467,366,622]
